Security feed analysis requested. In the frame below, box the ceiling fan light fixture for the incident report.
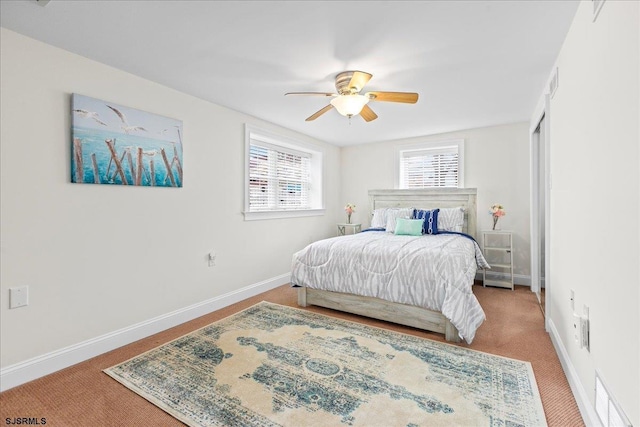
[330,94,369,117]
[286,71,418,122]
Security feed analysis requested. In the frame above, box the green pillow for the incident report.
[394,218,424,236]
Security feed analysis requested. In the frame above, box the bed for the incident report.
[291,188,489,343]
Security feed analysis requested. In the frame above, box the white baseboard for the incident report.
[475,272,531,287]
[0,273,290,392]
[548,319,600,426]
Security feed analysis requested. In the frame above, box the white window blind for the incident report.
[400,146,460,188]
[248,143,311,211]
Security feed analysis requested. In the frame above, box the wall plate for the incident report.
[10,287,29,309]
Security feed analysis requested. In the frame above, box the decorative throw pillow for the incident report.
[385,208,414,233]
[394,218,424,236]
[370,208,388,228]
[414,208,440,234]
[438,207,465,232]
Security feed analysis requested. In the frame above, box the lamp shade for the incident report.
[330,94,369,117]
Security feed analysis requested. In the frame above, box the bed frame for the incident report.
[297,188,478,343]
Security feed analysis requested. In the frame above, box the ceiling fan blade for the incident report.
[285,92,337,97]
[366,91,419,104]
[348,71,373,93]
[305,104,334,121]
[359,105,378,122]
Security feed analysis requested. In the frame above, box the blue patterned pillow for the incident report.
[413,209,440,235]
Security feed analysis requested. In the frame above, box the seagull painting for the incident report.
[106,105,148,134]
[73,109,107,126]
[71,93,182,187]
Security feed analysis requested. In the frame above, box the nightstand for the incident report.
[481,230,514,290]
[337,223,361,236]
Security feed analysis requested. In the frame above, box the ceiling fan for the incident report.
[285,71,419,122]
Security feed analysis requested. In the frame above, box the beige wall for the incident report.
[547,0,639,424]
[340,122,532,279]
[0,29,341,367]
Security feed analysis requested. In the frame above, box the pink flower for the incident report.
[490,204,506,218]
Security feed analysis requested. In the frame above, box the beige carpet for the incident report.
[0,284,584,426]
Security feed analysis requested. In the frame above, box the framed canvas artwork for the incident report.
[71,94,183,187]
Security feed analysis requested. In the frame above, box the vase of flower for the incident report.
[490,204,506,230]
[344,203,355,224]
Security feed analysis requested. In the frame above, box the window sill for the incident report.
[243,208,325,221]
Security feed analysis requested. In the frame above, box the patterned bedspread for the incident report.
[291,231,490,343]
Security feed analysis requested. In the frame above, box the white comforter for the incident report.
[291,231,490,343]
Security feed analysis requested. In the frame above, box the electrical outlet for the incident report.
[582,305,590,351]
[573,305,590,351]
[570,289,575,310]
[208,252,216,267]
[573,315,580,344]
[580,315,590,351]
[10,286,29,309]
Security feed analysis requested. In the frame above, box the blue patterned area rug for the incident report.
[104,302,547,426]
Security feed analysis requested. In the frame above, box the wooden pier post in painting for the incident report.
[160,148,177,187]
[91,153,100,184]
[105,138,116,180]
[116,151,128,182]
[105,139,129,185]
[73,138,84,183]
[136,148,143,186]
[150,158,156,186]
[107,150,129,184]
[172,143,183,183]
[126,148,136,185]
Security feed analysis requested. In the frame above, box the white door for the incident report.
[532,118,546,307]
[530,95,551,325]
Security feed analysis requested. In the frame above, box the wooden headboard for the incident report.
[368,188,478,238]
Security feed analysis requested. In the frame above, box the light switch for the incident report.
[10,286,29,309]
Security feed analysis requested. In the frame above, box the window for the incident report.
[248,144,310,211]
[397,140,464,189]
[244,125,324,220]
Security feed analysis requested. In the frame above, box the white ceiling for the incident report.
[0,0,578,146]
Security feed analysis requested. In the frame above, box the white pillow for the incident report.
[385,208,414,233]
[438,207,465,232]
[370,208,388,228]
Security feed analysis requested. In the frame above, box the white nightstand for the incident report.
[481,230,514,290]
[337,223,361,236]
